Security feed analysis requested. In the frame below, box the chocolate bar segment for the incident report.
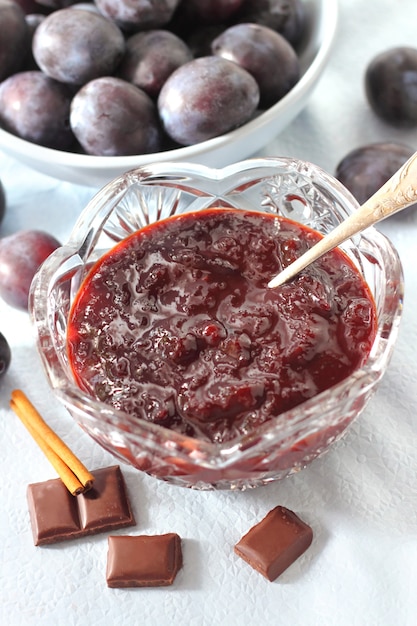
[77,465,134,531]
[106,533,183,588]
[234,506,313,581]
[27,465,135,546]
[27,478,81,545]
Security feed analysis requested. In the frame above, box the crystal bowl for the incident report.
[29,157,404,490]
[0,0,337,187]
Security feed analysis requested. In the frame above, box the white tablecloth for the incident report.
[1,1,416,624]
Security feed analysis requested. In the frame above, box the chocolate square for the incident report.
[234,506,313,581]
[77,465,135,532]
[27,465,135,546]
[27,479,80,545]
[106,533,183,588]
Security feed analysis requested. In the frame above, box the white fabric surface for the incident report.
[1,1,417,624]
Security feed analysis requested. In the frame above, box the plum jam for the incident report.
[67,208,377,444]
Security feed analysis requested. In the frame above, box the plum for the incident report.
[0,1,29,81]
[0,70,74,149]
[32,8,126,85]
[365,47,417,126]
[158,56,259,145]
[118,29,193,98]
[335,142,416,208]
[70,76,163,156]
[211,22,300,108]
[0,230,61,310]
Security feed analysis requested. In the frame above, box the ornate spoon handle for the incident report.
[268,151,417,288]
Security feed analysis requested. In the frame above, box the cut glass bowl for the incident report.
[30,157,404,490]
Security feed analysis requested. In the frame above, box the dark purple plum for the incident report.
[365,47,417,126]
[233,0,306,46]
[70,77,163,156]
[211,23,300,108]
[0,1,30,81]
[32,8,125,85]
[118,30,193,99]
[158,56,259,145]
[0,332,11,381]
[0,71,74,149]
[335,142,416,209]
[0,230,61,310]
[94,0,181,32]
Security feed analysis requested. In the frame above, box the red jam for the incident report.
[67,208,377,444]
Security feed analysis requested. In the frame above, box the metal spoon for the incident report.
[268,151,417,289]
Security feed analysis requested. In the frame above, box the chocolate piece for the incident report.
[234,506,313,581]
[27,465,135,546]
[77,465,134,531]
[106,533,183,588]
[27,478,81,545]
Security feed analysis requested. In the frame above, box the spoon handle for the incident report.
[268,150,417,288]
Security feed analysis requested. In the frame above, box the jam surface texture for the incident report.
[67,209,377,443]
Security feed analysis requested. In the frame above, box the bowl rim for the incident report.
[29,156,404,465]
[0,0,338,181]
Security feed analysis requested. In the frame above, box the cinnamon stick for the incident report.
[10,389,94,496]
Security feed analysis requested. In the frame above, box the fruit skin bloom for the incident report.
[0,230,61,310]
[0,71,74,150]
[335,142,416,206]
[157,56,260,145]
[70,77,162,156]
[32,8,126,86]
[211,23,300,108]
[365,46,417,126]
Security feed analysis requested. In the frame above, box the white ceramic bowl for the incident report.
[0,0,337,187]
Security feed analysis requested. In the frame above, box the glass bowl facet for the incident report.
[29,157,404,490]
[0,0,337,187]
